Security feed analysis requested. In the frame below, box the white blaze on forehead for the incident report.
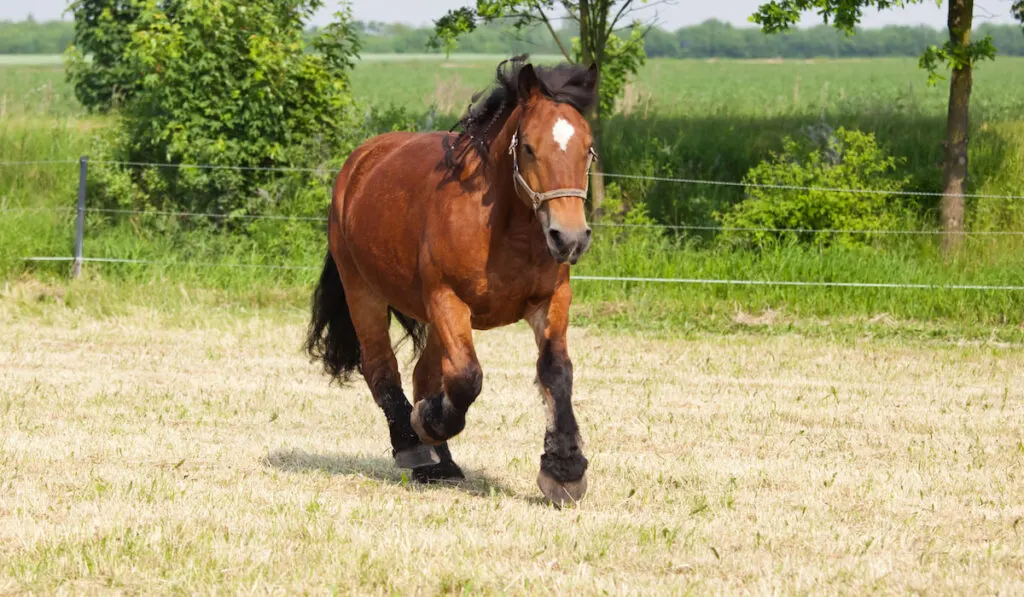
[552,118,575,152]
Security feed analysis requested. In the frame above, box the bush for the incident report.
[717,126,911,249]
[85,0,362,219]
[65,0,145,113]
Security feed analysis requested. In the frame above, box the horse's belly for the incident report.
[469,300,530,330]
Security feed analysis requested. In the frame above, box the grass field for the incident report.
[2,285,1023,593]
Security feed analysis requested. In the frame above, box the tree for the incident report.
[83,0,361,217]
[433,1,658,218]
[751,0,1013,254]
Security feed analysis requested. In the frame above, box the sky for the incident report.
[4,0,1020,29]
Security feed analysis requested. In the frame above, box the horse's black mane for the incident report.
[442,55,597,174]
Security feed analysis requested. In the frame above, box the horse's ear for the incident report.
[518,64,539,100]
[583,62,599,92]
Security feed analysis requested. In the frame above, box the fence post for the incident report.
[72,156,87,278]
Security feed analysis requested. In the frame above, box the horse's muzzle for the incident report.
[547,226,592,264]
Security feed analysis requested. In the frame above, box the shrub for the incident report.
[65,0,145,113]
[717,126,910,249]
[85,0,362,219]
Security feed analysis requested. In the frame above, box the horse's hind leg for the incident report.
[412,329,464,481]
[343,278,462,482]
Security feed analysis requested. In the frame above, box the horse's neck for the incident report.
[486,110,534,231]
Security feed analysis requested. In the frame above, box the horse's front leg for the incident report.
[411,286,483,445]
[528,280,588,506]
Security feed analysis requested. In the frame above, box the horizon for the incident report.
[4,0,1021,30]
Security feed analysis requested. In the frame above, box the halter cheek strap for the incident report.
[508,130,598,211]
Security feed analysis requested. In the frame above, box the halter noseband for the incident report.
[508,128,598,211]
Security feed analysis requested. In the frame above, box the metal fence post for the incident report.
[72,156,87,278]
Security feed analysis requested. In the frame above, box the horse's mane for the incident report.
[442,55,597,174]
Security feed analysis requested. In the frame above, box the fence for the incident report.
[4,156,1024,292]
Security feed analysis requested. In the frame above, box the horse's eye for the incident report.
[522,143,536,158]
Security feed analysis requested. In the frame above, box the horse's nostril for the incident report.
[584,227,592,239]
[548,228,564,248]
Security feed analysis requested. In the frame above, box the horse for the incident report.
[305,56,598,506]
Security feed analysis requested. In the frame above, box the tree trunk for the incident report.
[941,0,973,255]
[578,0,607,221]
[588,111,607,221]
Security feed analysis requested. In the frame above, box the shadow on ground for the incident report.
[263,447,531,501]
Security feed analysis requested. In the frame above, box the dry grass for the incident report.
[2,305,1024,595]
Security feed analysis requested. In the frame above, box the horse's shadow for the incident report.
[263,447,529,500]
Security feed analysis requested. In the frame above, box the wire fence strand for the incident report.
[21,257,1024,292]
[599,172,1024,201]
[85,207,328,222]
[590,222,1024,237]
[91,159,327,173]
[4,204,1023,237]
[0,159,81,167]
[0,206,76,214]
[67,207,1024,237]
[572,275,1024,292]
[22,256,318,271]
[4,157,1024,201]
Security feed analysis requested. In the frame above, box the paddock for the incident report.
[2,304,1023,594]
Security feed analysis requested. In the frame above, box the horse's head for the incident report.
[511,63,598,265]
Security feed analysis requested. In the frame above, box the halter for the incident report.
[508,128,598,211]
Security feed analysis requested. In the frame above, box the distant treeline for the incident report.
[349,19,1024,59]
[0,18,75,54]
[2,17,1022,58]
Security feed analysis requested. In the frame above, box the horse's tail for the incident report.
[305,252,362,382]
[305,252,429,383]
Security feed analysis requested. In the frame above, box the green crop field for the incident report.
[348,56,1024,118]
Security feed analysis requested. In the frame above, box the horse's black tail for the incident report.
[306,253,362,382]
[305,252,428,383]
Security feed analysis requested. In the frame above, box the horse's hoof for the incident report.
[394,445,440,469]
[537,470,588,507]
[412,460,465,484]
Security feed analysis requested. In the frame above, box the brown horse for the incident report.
[305,57,597,505]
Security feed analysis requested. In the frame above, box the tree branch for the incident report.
[606,0,633,39]
[538,6,574,61]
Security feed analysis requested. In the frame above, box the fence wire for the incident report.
[6,198,1024,238]
[600,172,1024,202]
[0,159,80,167]
[0,205,1003,238]
[86,207,327,222]
[20,257,1024,292]
[3,157,1024,201]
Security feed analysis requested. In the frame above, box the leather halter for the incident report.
[508,127,598,211]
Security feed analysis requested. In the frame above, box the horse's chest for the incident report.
[463,249,555,329]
